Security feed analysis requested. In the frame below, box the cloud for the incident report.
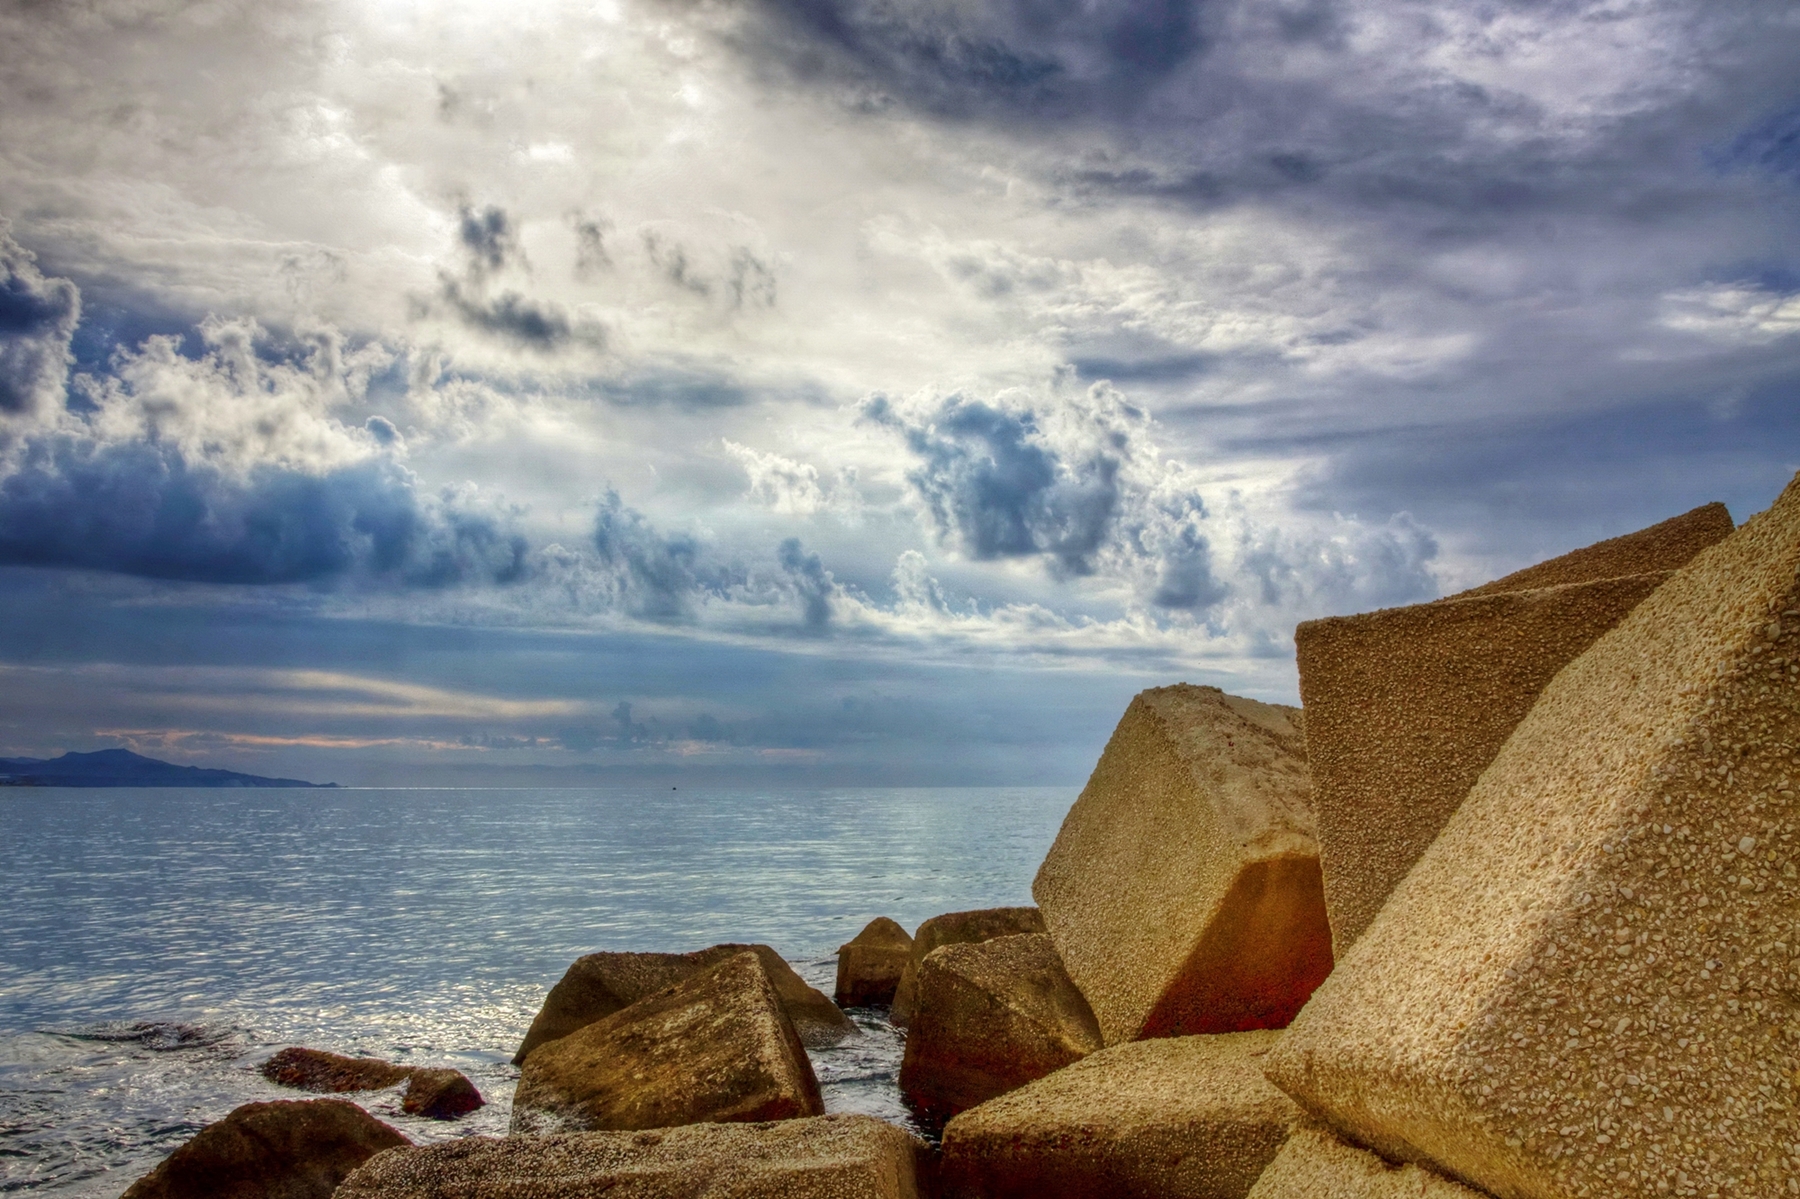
[723,439,861,520]
[591,489,740,620]
[0,221,80,425]
[745,0,1205,120]
[777,536,837,629]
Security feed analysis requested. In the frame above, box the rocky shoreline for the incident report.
[114,484,1800,1198]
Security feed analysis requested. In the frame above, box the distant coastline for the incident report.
[0,748,335,788]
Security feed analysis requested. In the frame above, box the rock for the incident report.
[898,933,1102,1127]
[259,1047,483,1119]
[939,1030,1297,1199]
[1032,685,1327,1045]
[889,906,1046,1027]
[1444,501,1732,599]
[834,916,912,1007]
[1244,1123,1490,1199]
[1298,524,1728,956]
[336,1113,927,1199]
[514,942,852,1064]
[120,1098,408,1199]
[1263,477,1800,1199]
[512,949,824,1134]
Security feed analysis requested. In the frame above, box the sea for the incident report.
[0,785,1072,1196]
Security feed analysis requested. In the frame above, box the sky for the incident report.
[0,0,1796,786]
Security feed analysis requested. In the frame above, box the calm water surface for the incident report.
[0,785,1071,1195]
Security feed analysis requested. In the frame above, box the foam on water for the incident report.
[0,785,1069,1195]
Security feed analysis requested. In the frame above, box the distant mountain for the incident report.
[0,749,336,788]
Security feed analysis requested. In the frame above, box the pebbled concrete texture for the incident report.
[1263,472,1800,1199]
[1245,1122,1490,1199]
[940,1030,1296,1199]
[1033,685,1326,1045]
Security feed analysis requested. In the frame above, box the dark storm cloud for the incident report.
[0,224,80,420]
[436,275,600,350]
[745,0,1206,119]
[592,489,740,620]
[861,390,1124,577]
[777,536,836,629]
[457,204,524,278]
[0,440,529,587]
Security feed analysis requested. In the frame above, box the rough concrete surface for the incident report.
[1245,1123,1491,1199]
[1032,685,1328,1045]
[890,907,1045,1027]
[512,950,823,1135]
[1298,571,1677,956]
[1264,473,1800,1199]
[940,1031,1296,1199]
[1447,502,1731,600]
[336,1114,926,1199]
[120,1099,407,1199]
[898,933,1102,1127]
[835,917,913,1008]
[514,942,852,1064]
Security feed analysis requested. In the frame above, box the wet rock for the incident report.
[1298,504,1732,957]
[260,1047,483,1119]
[898,933,1101,1127]
[512,949,824,1134]
[1032,685,1327,1045]
[1264,476,1800,1199]
[1244,1123,1490,1199]
[337,1113,927,1199]
[120,1098,408,1199]
[514,942,852,1064]
[940,1030,1296,1199]
[834,916,912,1008]
[889,906,1045,1027]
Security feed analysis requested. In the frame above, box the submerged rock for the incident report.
[260,1047,483,1119]
[889,907,1045,1027]
[120,1098,408,1199]
[940,1031,1296,1199]
[834,916,912,1008]
[512,949,824,1134]
[1033,684,1327,1045]
[337,1113,928,1199]
[514,942,852,1064]
[898,933,1101,1127]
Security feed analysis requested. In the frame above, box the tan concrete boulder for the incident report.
[1296,503,1732,956]
[898,932,1102,1126]
[835,916,912,1007]
[1263,476,1800,1199]
[940,1030,1297,1199]
[512,949,824,1134]
[120,1098,408,1199]
[1245,1123,1490,1199]
[337,1114,927,1199]
[890,906,1045,1026]
[1447,501,1731,599]
[513,941,852,1064]
[1032,685,1327,1045]
[260,1047,483,1118]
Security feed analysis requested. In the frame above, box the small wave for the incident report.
[44,1021,240,1052]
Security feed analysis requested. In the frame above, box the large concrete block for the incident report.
[1032,685,1327,1046]
[1298,573,1678,956]
[1448,502,1732,600]
[835,916,912,1007]
[260,1047,483,1119]
[940,1031,1297,1199]
[512,950,823,1134]
[898,933,1102,1127]
[1263,476,1800,1199]
[337,1114,927,1199]
[1245,1123,1490,1199]
[121,1099,407,1199]
[514,942,852,1064]
[889,906,1045,1027]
